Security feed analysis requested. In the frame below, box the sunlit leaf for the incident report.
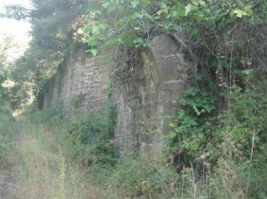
[185,4,193,16]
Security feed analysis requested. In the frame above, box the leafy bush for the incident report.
[25,99,116,167]
[166,83,267,198]
[66,99,117,166]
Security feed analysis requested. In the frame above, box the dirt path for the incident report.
[0,163,17,199]
[0,125,21,199]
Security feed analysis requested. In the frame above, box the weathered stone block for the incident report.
[113,33,192,153]
[42,49,112,116]
[158,80,187,103]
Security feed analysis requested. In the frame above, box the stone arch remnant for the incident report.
[113,33,192,154]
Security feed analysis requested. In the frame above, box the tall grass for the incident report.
[15,110,103,199]
[0,105,15,164]
[12,97,267,199]
[10,112,214,198]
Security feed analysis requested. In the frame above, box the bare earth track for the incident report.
[0,125,21,199]
[0,163,17,199]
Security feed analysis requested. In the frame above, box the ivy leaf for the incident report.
[133,37,144,47]
[193,106,201,116]
[199,0,206,6]
[192,0,199,6]
[90,49,98,56]
[244,6,253,15]
[232,9,248,18]
[102,2,110,8]
[185,4,193,16]
[160,6,170,14]
[92,26,100,34]
[142,0,151,5]
[131,1,139,8]
[83,25,91,34]
[168,132,177,139]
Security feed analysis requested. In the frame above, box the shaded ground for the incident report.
[0,124,21,199]
[0,163,17,199]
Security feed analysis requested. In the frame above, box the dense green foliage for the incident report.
[0,36,14,105]
[0,36,27,108]
[83,0,264,52]
[167,85,267,198]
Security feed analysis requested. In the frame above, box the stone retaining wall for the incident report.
[43,33,192,153]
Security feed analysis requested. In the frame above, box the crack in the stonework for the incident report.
[160,45,182,60]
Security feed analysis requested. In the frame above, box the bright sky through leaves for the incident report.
[0,0,31,45]
[0,0,31,59]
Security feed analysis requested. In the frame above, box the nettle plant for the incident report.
[168,84,218,164]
